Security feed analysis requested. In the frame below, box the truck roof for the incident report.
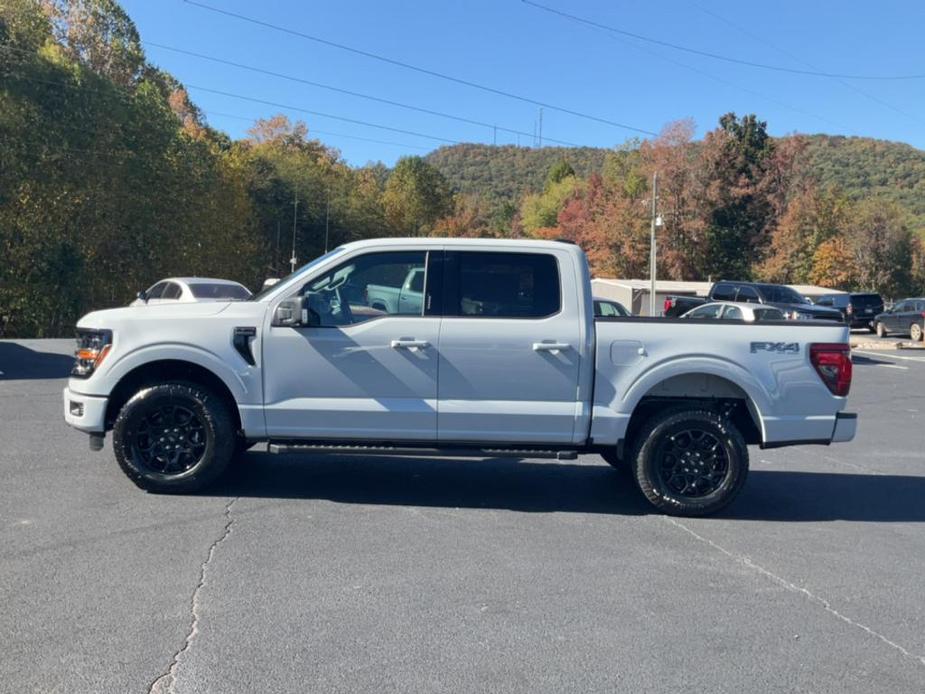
[337,237,583,253]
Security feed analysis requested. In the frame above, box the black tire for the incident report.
[876,321,888,338]
[112,383,235,493]
[867,324,876,334]
[630,408,748,517]
[599,448,625,470]
[234,436,255,455]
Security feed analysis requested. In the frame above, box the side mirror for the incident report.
[272,296,319,327]
[137,290,148,303]
[261,277,280,292]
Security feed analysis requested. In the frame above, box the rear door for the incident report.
[436,249,582,444]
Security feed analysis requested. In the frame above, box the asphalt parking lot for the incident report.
[2,338,924,693]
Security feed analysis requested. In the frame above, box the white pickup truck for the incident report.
[63,238,856,516]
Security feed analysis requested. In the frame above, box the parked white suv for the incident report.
[64,239,856,516]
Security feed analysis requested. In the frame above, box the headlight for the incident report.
[72,329,113,378]
[786,310,813,321]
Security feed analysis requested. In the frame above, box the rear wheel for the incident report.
[911,324,923,342]
[876,321,888,338]
[112,383,235,493]
[631,408,748,516]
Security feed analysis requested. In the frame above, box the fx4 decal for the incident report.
[751,341,800,354]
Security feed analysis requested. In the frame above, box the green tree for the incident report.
[381,156,453,236]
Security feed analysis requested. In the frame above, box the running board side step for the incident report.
[267,443,578,461]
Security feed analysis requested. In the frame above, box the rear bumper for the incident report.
[832,411,857,443]
[63,387,108,433]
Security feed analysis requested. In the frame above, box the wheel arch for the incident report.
[105,359,242,433]
[619,365,768,453]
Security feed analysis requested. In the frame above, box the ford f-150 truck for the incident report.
[63,238,856,516]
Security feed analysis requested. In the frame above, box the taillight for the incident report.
[810,343,852,397]
[846,303,853,315]
[664,298,674,313]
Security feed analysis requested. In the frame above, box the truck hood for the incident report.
[76,301,234,330]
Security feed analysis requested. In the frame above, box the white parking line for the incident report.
[854,350,925,363]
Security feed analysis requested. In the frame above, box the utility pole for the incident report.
[649,172,659,317]
[492,125,497,145]
[324,196,330,253]
[275,219,281,275]
[538,108,543,148]
[290,193,299,274]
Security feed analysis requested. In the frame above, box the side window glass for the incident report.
[599,301,617,317]
[301,251,426,327]
[688,304,722,319]
[722,306,743,320]
[712,283,736,301]
[736,286,759,303]
[161,283,182,300]
[146,282,166,299]
[816,297,832,306]
[450,252,560,318]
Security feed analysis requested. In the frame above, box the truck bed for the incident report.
[589,317,852,447]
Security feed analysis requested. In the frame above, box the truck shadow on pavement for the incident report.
[0,342,74,379]
[213,453,925,522]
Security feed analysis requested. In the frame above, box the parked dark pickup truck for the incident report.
[663,281,844,321]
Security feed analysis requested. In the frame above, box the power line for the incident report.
[182,0,657,136]
[690,2,921,124]
[7,68,464,146]
[186,85,460,144]
[203,110,431,150]
[145,41,585,147]
[570,18,847,130]
[522,0,925,81]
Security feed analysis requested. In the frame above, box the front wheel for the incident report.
[112,383,235,493]
[631,408,748,516]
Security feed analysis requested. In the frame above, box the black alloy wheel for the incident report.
[113,383,235,492]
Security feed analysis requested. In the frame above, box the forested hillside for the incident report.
[3,0,925,338]
[427,136,925,230]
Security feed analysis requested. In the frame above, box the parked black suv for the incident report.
[663,281,844,321]
[815,293,884,332]
[874,298,925,341]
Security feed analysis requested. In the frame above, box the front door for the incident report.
[436,249,583,444]
[263,250,439,441]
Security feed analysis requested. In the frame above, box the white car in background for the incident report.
[131,278,252,306]
[681,301,786,322]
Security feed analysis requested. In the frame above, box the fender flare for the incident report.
[619,355,772,442]
[101,343,255,405]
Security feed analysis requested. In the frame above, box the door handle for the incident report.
[533,342,570,353]
[391,339,430,350]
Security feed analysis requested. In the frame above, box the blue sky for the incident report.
[123,0,925,165]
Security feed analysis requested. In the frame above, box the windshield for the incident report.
[188,282,252,300]
[757,284,806,304]
[250,248,345,301]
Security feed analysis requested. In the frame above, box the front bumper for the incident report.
[832,412,857,443]
[63,387,108,433]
